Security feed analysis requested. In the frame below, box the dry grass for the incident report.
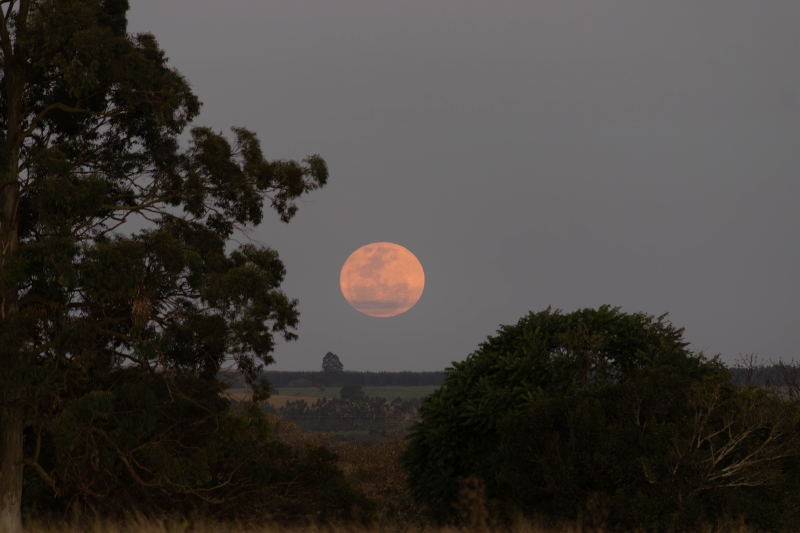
[265,395,323,408]
[265,413,331,451]
[262,417,421,523]
[334,432,424,524]
[22,517,758,533]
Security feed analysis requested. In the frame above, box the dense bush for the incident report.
[21,370,371,523]
[402,306,739,524]
[498,368,800,530]
[341,384,366,400]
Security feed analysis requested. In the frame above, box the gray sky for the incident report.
[128,1,800,371]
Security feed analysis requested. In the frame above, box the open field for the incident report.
[266,395,321,407]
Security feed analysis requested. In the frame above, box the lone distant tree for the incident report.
[322,352,344,373]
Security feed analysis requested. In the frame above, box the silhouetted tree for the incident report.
[0,1,328,528]
[403,306,729,524]
[322,352,344,373]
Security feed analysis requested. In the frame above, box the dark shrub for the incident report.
[402,306,731,524]
[497,368,800,530]
[341,384,366,400]
[22,371,374,523]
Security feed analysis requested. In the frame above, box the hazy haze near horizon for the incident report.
[128,1,800,371]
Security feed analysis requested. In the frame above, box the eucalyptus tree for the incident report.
[0,1,327,530]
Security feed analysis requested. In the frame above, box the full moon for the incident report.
[340,242,425,318]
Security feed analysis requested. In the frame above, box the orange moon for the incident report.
[340,242,425,318]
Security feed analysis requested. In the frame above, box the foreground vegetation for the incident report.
[19,518,767,533]
[22,413,800,532]
[18,307,800,531]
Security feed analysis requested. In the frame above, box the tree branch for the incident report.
[22,459,56,489]
[0,2,12,59]
[22,427,57,490]
[17,102,119,143]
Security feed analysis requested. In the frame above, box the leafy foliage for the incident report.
[0,0,330,523]
[497,369,800,531]
[402,306,727,523]
[23,384,371,522]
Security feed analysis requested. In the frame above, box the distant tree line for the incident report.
[261,371,445,388]
[729,357,800,390]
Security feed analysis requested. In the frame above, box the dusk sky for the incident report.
[128,1,799,371]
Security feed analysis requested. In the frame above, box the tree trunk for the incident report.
[1,10,30,532]
[0,407,23,533]
[0,31,24,526]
